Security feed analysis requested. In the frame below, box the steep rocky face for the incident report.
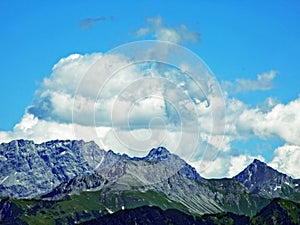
[148,174,222,214]
[0,139,103,198]
[95,147,220,215]
[40,173,108,200]
[37,144,220,215]
[141,146,204,182]
[208,178,271,216]
[234,159,300,200]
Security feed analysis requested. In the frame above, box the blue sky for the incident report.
[0,0,300,178]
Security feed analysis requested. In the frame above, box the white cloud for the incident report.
[236,95,300,146]
[0,112,213,166]
[0,112,110,149]
[191,153,265,178]
[136,27,149,37]
[227,154,265,177]
[1,35,299,179]
[136,16,200,44]
[191,92,300,178]
[212,92,300,149]
[191,157,230,178]
[222,70,277,93]
[269,144,300,178]
[257,97,280,113]
[1,47,224,167]
[28,53,102,122]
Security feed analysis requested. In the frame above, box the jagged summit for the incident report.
[144,146,171,161]
[142,146,203,181]
[252,158,266,165]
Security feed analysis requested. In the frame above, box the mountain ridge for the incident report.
[0,139,300,224]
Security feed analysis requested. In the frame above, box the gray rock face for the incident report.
[0,139,103,198]
[40,172,108,200]
[37,145,222,215]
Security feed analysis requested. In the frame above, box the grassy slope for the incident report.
[6,189,188,224]
[2,194,300,224]
[251,198,300,225]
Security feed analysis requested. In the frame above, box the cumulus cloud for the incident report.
[190,153,265,178]
[212,92,300,148]
[236,95,300,146]
[222,70,277,94]
[27,53,102,123]
[257,97,280,113]
[0,113,107,147]
[0,112,97,150]
[269,144,300,178]
[192,92,300,178]
[136,15,200,44]
[0,32,299,178]
[1,45,224,166]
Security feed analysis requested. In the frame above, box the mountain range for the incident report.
[0,139,300,224]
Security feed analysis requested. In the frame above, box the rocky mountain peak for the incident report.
[252,158,266,166]
[234,158,299,198]
[144,146,171,161]
[235,159,278,182]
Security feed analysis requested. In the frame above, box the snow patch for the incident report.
[0,155,7,161]
[106,207,114,214]
[59,151,66,156]
[274,186,281,191]
[94,156,105,171]
[0,176,9,184]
